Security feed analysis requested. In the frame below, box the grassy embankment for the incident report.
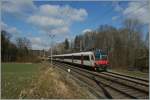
[2,62,95,99]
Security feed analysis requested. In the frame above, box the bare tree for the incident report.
[16,37,31,62]
[123,18,143,68]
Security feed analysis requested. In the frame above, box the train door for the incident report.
[90,54,95,67]
[83,55,90,66]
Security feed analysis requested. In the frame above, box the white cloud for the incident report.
[113,1,149,24]
[30,37,44,47]
[2,0,36,16]
[30,37,41,45]
[27,4,87,35]
[7,27,21,35]
[123,1,149,24]
[82,29,92,33]
[113,1,124,12]
[39,4,60,16]
[1,21,8,29]
[61,5,87,21]
[1,21,23,44]
[1,21,21,35]
[51,27,69,35]
[112,16,118,21]
[30,37,50,50]
[112,1,150,24]
[28,15,66,28]
[38,4,87,21]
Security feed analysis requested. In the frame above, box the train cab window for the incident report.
[101,55,107,60]
[95,50,107,60]
[95,53,100,60]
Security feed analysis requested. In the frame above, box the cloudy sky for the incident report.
[1,0,149,50]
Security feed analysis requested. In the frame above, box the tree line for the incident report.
[53,19,149,71]
[1,30,40,62]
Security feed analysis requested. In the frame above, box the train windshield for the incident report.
[95,51,107,60]
[101,55,107,60]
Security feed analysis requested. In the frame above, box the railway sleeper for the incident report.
[102,72,149,86]
[94,78,147,99]
[104,87,131,99]
[54,63,107,98]
[126,90,148,97]
[95,74,149,93]
[108,71,149,82]
[54,62,148,99]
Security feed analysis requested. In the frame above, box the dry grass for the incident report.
[19,62,94,99]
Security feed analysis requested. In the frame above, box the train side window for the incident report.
[84,56,89,60]
[73,56,77,59]
[61,56,64,59]
[68,56,71,59]
[74,56,77,59]
[70,56,72,59]
[74,56,80,60]
[65,56,68,59]
[91,55,94,60]
[65,56,71,59]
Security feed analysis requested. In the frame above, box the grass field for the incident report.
[1,62,94,99]
[1,63,40,99]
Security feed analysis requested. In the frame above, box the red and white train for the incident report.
[51,50,109,71]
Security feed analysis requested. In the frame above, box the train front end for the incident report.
[94,50,109,71]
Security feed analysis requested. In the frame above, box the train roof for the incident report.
[51,51,94,57]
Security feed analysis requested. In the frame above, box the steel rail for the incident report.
[101,72,149,87]
[106,71,149,82]
[53,62,108,99]
[54,62,137,99]
[53,61,149,99]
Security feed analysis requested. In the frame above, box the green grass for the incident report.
[1,63,40,99]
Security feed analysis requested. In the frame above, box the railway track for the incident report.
[53,62,108,98]
[53,61,149,99]
[104,71,149,82]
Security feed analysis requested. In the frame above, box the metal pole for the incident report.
[80,40,82,51]
[51,42,52,66]
[49,34,55,66]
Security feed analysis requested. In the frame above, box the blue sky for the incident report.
[1,0,149,50]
